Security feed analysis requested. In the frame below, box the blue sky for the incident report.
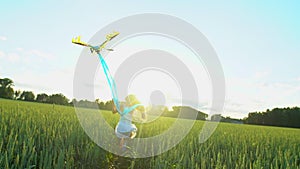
[0,1,299,118]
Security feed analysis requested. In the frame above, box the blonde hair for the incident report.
[125,94,140,107]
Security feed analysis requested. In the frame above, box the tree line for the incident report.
[1,77,299,128]
[0,78,70,105]
[210,109,300,128]
[243,107,300,128]
[0,78,114,111]
[146,105,208,120]
[210,114,243,124]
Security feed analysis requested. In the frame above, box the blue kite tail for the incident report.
[97,53,143,115]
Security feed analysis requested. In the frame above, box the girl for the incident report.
[112,94,146,149]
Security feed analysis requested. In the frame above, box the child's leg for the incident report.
[120,138,124,148]
[130,131,137,139]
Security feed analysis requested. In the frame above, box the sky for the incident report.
[0,1,299,118]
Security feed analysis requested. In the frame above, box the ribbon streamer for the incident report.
[98,53,142,115]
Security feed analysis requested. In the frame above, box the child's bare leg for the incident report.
[120,138,124,148]
[130,131,137,139]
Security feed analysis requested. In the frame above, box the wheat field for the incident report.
[0,99,299,169]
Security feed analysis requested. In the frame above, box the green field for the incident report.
[0,99,299,169]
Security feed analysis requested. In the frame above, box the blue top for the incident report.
[116,108,137,133]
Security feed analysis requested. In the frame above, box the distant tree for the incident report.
[211,114,223,121]
[77,100,98,108]
[70,98,78,106]
[20,91,35,101]
[163,106,208,120]
[104,100,114,110]
[197,111,208,120]
[0,78,14,88]
[0,78,14,99]
[36,93,49,103]
[0,87,14,99]
[162,106,179,118]
[48,93,69,105]
[95,99,107,109]
[14,90,21,100]
[98,101,105,109]
[220,116,243,124]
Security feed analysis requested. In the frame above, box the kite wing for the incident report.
[95,31,120,51]
[72,36,89,47]
[106,31,120,41]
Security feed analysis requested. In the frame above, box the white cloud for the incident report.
[0,36,7,41]
[225,71,300,118]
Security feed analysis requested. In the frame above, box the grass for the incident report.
[0,98,299,168]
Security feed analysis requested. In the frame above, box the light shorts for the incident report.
[115,123,137,139]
